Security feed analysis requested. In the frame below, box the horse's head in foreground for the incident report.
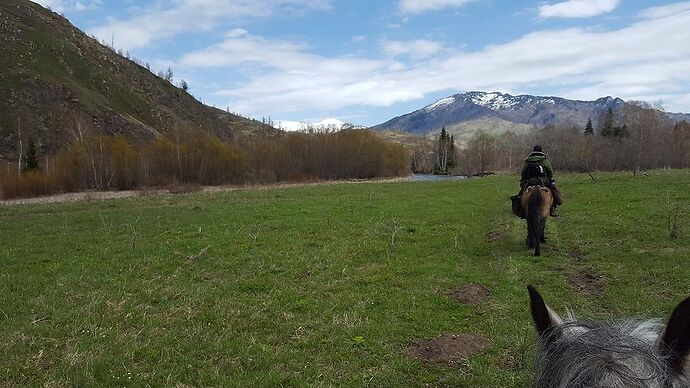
[528,286,690,387]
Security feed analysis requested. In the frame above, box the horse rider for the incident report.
[519,145,563,217]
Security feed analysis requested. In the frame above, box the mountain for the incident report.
[372,91,690,141]
[274,118,365,132]
[0,0,275,159]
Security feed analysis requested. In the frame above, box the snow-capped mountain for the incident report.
[275,118,364,132]
[372,91,689,138]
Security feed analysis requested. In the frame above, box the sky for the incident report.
[33,0,690,126]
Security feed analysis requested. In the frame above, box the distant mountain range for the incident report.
[0,0,274,158]
[274,118,365,132]
[372,91,690,141]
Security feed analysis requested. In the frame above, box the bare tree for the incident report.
[623,101,663,176]
[467,131,497,174]
[179,80,189,92]
[16,117,22,176]
[164,67,174,83]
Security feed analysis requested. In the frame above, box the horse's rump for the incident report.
[520,186,552,216]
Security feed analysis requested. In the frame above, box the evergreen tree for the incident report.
[24,138,40,172]
[435,128,456,174]
[435,128,448,174]
[584,118,594,135]
[615,124,628,137]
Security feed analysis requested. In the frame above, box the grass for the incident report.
[1,170,689,386]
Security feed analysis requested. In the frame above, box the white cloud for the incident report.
[638,1,690,19]
[538,0,620,18]
[182,4,690,118]
[399,0,475,15]
[180,31,386,76]
[33,0,102,12]
[381,39,443,59]
[89,0,331,50]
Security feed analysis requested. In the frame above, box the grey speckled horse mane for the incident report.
[528,286,690,388]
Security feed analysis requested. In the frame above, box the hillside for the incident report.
[0,0,275,159]
[372,91,690,139]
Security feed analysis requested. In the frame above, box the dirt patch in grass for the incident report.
[566,270,606,296]
[407,333,490,365]
[487,221,509,243]
[568,248,587,260]
[201,271,223,282]
[446,283,490,305]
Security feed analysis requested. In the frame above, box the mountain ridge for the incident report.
[0,0,275,159]
[372,91,690,138]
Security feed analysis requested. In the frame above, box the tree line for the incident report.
[417,101,690,176]
[0,127,407,199]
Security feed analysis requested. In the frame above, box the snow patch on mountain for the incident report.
[464,91,562,110]
[275,118,361,132]
[468,92,519,110]
[425,96,456,112]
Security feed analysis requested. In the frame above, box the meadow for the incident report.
[1,170,689,387]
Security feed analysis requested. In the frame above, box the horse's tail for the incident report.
[528,189,543,256]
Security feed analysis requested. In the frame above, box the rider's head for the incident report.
[533,145,542,152]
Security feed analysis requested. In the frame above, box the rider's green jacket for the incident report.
[521,151,554,181]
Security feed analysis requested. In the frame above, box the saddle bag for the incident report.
[511,195,525,219]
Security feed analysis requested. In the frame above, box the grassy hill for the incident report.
[376,129,434,150]
[1,170,688,386]
[445,117,536,144]
[0,0,275,158]
[376,117,535,149]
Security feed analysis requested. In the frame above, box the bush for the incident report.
[0,170,60,199]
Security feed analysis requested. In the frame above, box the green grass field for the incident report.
[1,171,689,387]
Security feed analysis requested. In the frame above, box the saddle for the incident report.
[523,177,550,188]
[511,183,550,219]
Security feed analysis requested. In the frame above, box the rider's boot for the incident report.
[550,205,558,217]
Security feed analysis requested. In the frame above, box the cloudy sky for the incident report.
[34,0,690,125]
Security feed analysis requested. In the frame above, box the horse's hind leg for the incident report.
[533,218,543,256]
[540,222,547,243]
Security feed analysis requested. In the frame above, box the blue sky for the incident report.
[35,0,690,126]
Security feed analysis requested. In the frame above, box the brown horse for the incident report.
[520,185,553,256]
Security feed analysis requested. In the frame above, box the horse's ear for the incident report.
[528,285,563,340]
[659,296,690,377]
